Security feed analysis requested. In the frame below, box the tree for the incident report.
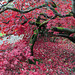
[0,0,75,75]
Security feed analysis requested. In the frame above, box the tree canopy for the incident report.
[0,0,75,75]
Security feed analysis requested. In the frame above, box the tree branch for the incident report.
[0,4,46,14]
[72,0,75,17]
[0,0,14,9]
[50,27,75,43]
[51,27,75,33]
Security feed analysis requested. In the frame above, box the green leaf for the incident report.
[0,33,6,37]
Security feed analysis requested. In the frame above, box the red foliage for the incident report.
[0,0,75,75]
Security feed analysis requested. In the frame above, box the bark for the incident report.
[72,0,75,17]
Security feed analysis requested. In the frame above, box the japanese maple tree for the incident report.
[0,0,75,75]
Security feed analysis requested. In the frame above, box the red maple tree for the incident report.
[0,0,75,75]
